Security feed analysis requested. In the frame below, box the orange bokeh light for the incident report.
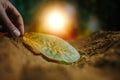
[33,1,78,40]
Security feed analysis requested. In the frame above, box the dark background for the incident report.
[10,0,120,31]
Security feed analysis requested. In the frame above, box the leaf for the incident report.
[23,32,80,63]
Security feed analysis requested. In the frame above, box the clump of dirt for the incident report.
[0,30,120,80]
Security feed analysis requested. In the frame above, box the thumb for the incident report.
[0,7,20,37]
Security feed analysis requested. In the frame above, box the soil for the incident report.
[0,30,120,80]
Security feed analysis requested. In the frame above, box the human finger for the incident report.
[0,6,20,37]
[6,2,24,36]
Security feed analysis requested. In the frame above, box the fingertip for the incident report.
[19,25,24,36]
[12,29,20,37]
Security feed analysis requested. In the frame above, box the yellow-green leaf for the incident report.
[23,32,80,63]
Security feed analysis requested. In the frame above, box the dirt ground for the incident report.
[0,30,120,80]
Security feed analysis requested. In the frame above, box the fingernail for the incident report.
[13,29,20,37]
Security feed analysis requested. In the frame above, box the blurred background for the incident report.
[10,0,120,40]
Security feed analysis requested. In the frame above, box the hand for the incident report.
[0,0,24,37]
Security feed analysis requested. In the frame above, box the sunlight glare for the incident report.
[46,11,66,33]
